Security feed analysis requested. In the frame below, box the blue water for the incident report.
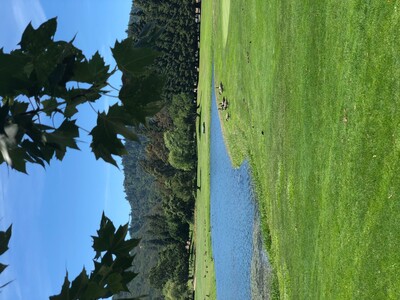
[210,79,256,300]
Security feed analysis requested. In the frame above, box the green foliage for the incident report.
[0,225,12,261]
[118,72,164,125]
[120,134,192,299]
[162,279,189,300]
[118,0,201,297]
[90,104,139,166]
[0,13,170,300]
[113,37,165,126]
[149,243,188,290]
[0,225,13,290]
[121,112,195,297]
[0,17,164,172]
[127,0,199,103]
[112,38,159,76]
[164,94,196,171]
[50,213,141,300]
[121,2,199,297]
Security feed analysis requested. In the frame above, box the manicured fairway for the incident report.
[211,1,400,299]
[194,0,216,299]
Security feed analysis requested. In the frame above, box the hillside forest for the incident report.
[116,0,200,299]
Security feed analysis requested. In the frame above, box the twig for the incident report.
[88,102,98,114]
[104,94,120,99]
[107,83,120,92]
[77,125,91,134]
[27,97,36,111]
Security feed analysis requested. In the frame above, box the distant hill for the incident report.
[115,0,199,298]
[118,138,164,299]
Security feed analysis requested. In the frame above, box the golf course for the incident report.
[195,0,400,299]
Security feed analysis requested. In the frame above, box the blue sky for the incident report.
[0,0,133,298]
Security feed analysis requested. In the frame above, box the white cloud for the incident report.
[11,0,46,32]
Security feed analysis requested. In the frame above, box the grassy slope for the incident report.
[213,0,400,299]
[194,0,216,298]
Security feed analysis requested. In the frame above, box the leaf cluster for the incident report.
[0,17,164,171]
[50,213,142,300]
[0,225,12,290]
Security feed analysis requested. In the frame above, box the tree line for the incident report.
[117,0,200,299]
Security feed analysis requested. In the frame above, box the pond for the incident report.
[210,79,272,299]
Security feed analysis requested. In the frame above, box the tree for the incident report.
[162,279,189,300]
[50,214,141,300]
[163,94,196,171]
[0,17,165,299]
[149,244,182,289]
[0,18,164,171]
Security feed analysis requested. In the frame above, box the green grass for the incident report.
[193,0,216,299]
[211,0,400,299]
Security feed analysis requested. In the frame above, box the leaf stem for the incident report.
[77,125,91,134]
[107,83,120,92]
[103,94,120,99]
[88,102,98,114]
[27,97,37,111]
